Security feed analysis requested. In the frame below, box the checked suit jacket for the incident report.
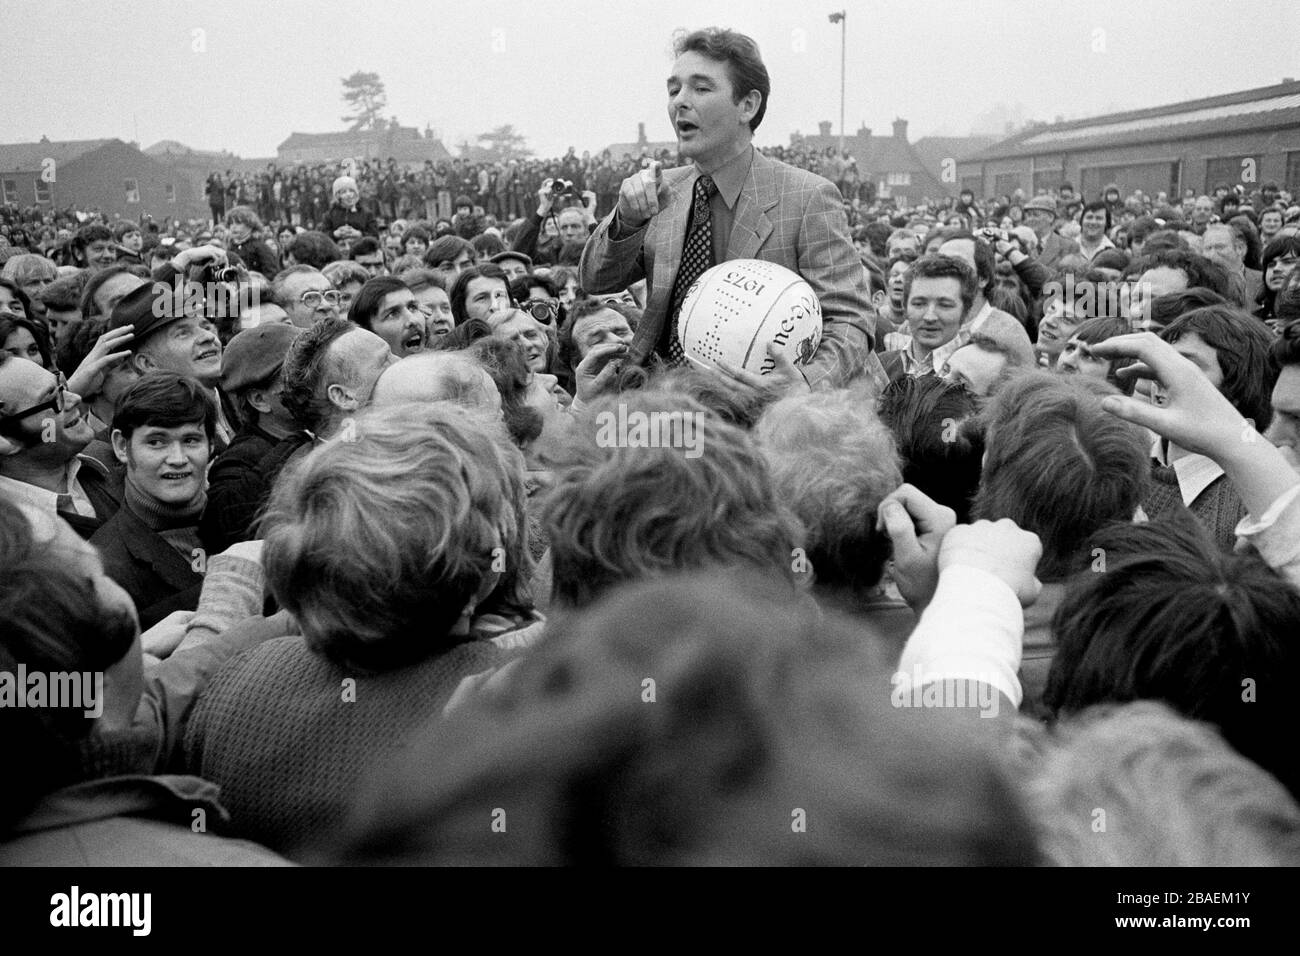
[579,149,875,389]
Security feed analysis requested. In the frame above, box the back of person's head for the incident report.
[262,402,529,674]
[286,230,341,270]
[399,267,447,294]
[935,230,995,296]
[1090,248,1130,274]
[876,375,984,523]
[34,273,85,314]
[1140,248,1235,301]
[1144,287,1228,333]
[320,260,369,291]
[1016,701,1300,865]
[647,365,776,430]
[327,572,1037,865]
[1044,516,1300,798]
[543,389,802,609]
[755,389,901,593]
[973,371,1148,580]
[112,371,216,442]
[0,497,138,831]
[349,236,382,260]
[1160,304,1278,429]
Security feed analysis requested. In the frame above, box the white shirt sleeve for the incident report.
[896,564,1025,709]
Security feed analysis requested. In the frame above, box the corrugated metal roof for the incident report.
[1020,92,1300,147]
[967,81,1300,161]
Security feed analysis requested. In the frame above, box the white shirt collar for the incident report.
[0,457,96,518]
[1151,438,1226,507]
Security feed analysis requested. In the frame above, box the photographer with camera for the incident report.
[510,178,596,267]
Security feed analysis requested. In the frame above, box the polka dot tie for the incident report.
[667,175,717,365]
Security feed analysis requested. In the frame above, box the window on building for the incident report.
[1032,170,1062,195]
[34,179,51,203]
[124,179,140,203]
[993,173,1022,197]
[886,171,911,186]
[1081,162,1179,201]
[1286,151,1300,198]
[164,182,176,203]
[1204,155,1262,195]
[1,180,16,204]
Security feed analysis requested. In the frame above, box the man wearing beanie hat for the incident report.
[200,323,301,551]
[1022,195,1078,271]
[322,175,378,241]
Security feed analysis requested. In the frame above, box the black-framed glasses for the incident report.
[524,299,559,325]
[300,290,346,309]
[0,373,68,425]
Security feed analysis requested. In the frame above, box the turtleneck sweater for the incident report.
[124,478,206,561]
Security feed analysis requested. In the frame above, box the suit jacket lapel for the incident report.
[654,172,696,297]
[727,151,776,261]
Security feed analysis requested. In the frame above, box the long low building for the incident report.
[957,79,1300,201]
[0,138,202,221]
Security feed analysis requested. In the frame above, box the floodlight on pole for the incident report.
[828,11,846,158]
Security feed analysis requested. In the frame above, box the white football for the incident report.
[677,259,823,375]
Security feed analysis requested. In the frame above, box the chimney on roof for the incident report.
[818,120,833,137]
[891,118,908,141]
[858,123,871,139]
[637,122,647,146]
[1285,77,1296,84]
[39,134,50,143]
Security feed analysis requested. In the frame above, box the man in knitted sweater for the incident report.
[91,372,216,629]
[1144,305,1279,552]
[182,403,543,858]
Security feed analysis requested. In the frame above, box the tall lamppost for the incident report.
[828,11,846,157]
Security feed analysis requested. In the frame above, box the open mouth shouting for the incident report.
[400,326,425,356]
[675,117,700,138]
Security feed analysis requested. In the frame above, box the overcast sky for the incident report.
[6,0,1298,159]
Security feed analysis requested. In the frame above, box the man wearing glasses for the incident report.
[271,265,345,329]
[0,354,121,539]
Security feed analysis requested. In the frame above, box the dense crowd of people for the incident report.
[3,25,1300,869]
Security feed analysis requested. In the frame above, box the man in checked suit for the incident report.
[580,28,877,392]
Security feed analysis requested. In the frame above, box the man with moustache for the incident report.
[580,28,876,391]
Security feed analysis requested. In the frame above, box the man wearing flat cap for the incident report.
[1021,195,1079,271]
[109,244,236,451]
[200,323,302,551]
